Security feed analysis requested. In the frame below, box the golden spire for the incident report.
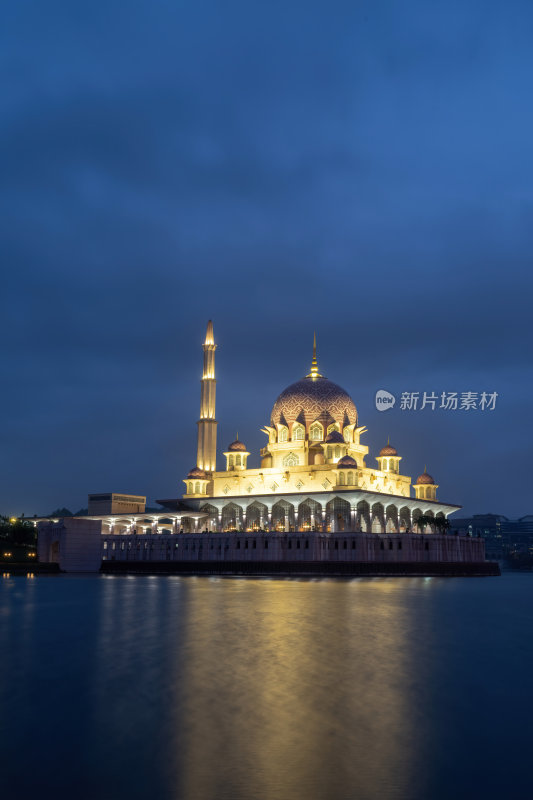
[306,332,323,379]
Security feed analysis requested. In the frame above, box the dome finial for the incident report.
[306,332,323,379]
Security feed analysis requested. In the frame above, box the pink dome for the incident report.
[271,376,357,429]
[337,455,357,468]
[416,472,435,485]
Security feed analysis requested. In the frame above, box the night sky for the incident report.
[2,0,532,518]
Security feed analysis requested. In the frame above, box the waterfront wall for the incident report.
[102,531,486,565]
[37,520,488,573]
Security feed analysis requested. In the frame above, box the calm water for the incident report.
[1,573,531,800]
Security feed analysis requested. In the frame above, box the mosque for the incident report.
[173,321,456,535]
[37,321,495,574]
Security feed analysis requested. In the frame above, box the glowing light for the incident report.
[9,518,16,523]
[204,320,215,346]
[306,332,323,379]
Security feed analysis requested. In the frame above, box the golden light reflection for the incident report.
[171,579,420,800]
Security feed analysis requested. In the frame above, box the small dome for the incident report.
[379,444,398,457]
[337,455,357,468]
[187,466,207,479]
[416,471,435,485]
[325,430,345,444]
[228,439,247,452]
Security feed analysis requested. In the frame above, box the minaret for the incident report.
[196,320,217,472]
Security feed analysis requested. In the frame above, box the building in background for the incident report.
[453,514,533,559]
[87,494,146,516]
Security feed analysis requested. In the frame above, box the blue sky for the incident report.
[1,0,532,516]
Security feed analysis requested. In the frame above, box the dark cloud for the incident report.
[1,0,532,516]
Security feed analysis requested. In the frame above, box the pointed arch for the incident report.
[292,422,305,441]
[326,496,351,532]
[309,421,323,441]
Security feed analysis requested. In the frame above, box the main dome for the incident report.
[271,376,357,429]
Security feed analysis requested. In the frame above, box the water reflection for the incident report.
[2,574,530,800]
[170,579,419,800]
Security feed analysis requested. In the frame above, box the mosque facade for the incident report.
[172,322,459,535]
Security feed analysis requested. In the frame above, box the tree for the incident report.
[48,507,73,517]
[434,517,451,534]
[414,514,435,533]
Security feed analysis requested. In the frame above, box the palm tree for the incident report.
[434,517,451,534]
[414,514,435,533]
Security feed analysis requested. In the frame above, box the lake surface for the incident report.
[1,573,531,800]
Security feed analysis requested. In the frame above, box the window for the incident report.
[339,472,345,485]
[229,455,234,469]
[352,540,356,549]
[347,471,354,485]
[327,423,340,434]
[305,540,309,549]
[283,452,299,467]
[293,424,305,440]
[309,423,322,441]
[335,446,341,459]
[343,540,347,549]
[327,446,332,459]
[279,426,288,442]
[236,540,240,549]
[265,540,268,549]
[194,481,200,493]
[343,428,352,443]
